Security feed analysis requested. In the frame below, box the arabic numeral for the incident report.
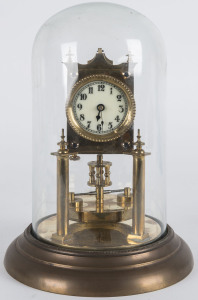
[80,114,85,121]
[119,105,124,113]
[115,115,120,122]
[89,87,93,94]
[77,103,82,110]
[108,122,113,129]
[117,95,122,101]
[86,121,91,129]
[80,93,87,100]
[97,124,102,131]
[98,84,105,92]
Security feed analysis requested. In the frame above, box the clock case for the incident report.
[4,49,194,296]
[67,48,134,154]
[4,2,193,297]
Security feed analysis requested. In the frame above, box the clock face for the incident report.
[67,75,135,142]
[73,81,128,135]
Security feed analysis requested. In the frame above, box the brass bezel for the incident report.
[66,74,136,142]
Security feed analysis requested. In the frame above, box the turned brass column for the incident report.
[57,155,69,236]
[132,129,150,237]
[51,129,70,242]
[88,154,112,213]
[95,155,104,213]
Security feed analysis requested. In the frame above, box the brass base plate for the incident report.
[37,215,162,249]
[4,225,193,297]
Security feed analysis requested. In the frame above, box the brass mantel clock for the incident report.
[4,3,193,297]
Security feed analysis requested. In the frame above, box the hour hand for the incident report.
[96,104,105,121]
[96,111,101,121]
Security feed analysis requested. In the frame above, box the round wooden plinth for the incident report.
[4,225,193,297]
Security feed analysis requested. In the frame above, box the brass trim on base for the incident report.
[4,224,193,297]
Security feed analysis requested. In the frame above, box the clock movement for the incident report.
[4,3,193,296]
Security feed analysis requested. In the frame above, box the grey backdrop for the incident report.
[0,0,197,299]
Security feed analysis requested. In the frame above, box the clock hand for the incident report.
[101,109,104,127]
[96,104,105,121]
[96,111,101,121]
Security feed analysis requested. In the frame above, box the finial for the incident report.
[61,128,65,139]
[97,48,104,54]
[57,128,68,153]
[133,129,145,151]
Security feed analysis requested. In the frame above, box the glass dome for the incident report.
[32,2,166,250]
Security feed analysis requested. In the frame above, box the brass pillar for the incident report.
[57,155,69,236]
[132,129,150,237]
[132,154,145,235]
[51,129,70,241]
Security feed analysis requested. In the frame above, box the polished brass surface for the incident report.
[69,192,75,204]
[67,49,135,154]
[4,224,193,296]
[88,154,112,213]
[37,214,162,249]
[50,129,79,242]
[117,187,133,208]
[75,199,83,212]
[88,155,112,187]
[132,129,150,237]
[66,73,135,143]
[127,232,149,244]
[69,153,80,161]
[69,193,133,223]
[57,156,69,235]
[51,129,70,238]
[96,186,104,213]
[132,155,145,235]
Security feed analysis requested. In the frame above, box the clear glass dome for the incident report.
[32,2,166,250]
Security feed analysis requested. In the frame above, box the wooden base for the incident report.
[4,224,193,297]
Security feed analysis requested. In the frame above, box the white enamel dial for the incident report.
[67,75,135,142]
[72,80,128,135]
